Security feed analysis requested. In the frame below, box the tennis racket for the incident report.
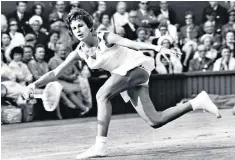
[29,82,63,112]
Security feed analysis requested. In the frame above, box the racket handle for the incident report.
[29,94,42,99]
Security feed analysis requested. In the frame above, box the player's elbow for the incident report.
[50,70,59,80]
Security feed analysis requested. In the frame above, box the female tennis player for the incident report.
[23,9,221,159]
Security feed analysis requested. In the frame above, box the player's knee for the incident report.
[149,113,164,129]
[96,90,110,104]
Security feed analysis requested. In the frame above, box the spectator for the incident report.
[45,30,60,62]
[195,35,218,61]
[8,46,33,86]
[68,1,81,12]
[152,22,168,45]
[28,15,48,46]
[93,1,107,18]
[7,1,31,35]
[154,1,177,25]
[136,1,158,28]
[202,1,228,25]
[50,20,73,49]
[4,19,25,63]
[24,33,37,48]
[48,43,91,115]
[28,44,49,81]
[228,1,235,10]
[96,12,114,33]
[31,2,49,33]
[1,14,8,32]
[8,18,25,47]
[1,50,16,82]
[154,15,178,43]
[180,11,200,45]
[136,27,154,57]
[200,21,222,50]
[92,1,107,31]
[22,45,34,64]
[222,9,235,34]
[49,1,68,23]
[155,35,183,74]
[213,46,235,71]
[1,32,11,53]
[201,7,222,34]
[111,2,129,29]
[223,30,235,56]
[188,44,214,72]
[122,10,138,40]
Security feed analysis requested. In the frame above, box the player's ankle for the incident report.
[96,136,107,144]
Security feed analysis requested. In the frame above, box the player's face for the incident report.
[70,19,91,41]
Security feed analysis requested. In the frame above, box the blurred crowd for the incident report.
[1,1,235,121]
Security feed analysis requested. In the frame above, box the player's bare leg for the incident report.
[127,86,221,129]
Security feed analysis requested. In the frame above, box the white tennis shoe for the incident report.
[189,91,221,118]
[76,144,107,159]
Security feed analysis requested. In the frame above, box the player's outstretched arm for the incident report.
[106,32,176,56]
[106,32,163,52]
[32,51,81,88]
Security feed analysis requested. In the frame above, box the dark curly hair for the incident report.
[66,9,93,31]
[10,46,23,59]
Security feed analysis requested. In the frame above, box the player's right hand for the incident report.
[22,83,36,100]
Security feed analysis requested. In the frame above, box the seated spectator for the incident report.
[193,35,218,61]
[111,2,129,29]
[45,30,60,62]
[50,20,74,50]
[4,19,25,63]
[222,9,235,35]
[202,1,228,25]
[28,44,49,81]
[30,2,49,34]
[1,32,11,54]
[200,21,222,50]
[223,30,235,56]
[48,43,91,115]
[67,1,81,12]
[155,14,178,43]
[93,1,107,19]
[200,7,222,35]
[135,27,154,57]
[49,1,68,23]
[213,46,235,71]
[1,51,16,82]
[155,35,183,74]
[7,1,31,35]
[8,46,33,86]
[179,11,200,45]
[28,15,47,46]
[136,1,158,28]
[22,45,34,64]
[24,33,37,48]
[122,10,138,40]
[8,18,25,46]
[188,44,214,72]
[92,1,107,31]
[154,1,178,25]
[152,22,168,45]
[96,12,114,33]
[1,14,8,32]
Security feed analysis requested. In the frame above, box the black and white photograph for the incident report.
[1,1,235,160]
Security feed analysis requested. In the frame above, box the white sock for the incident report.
[95,136,107,148]
[189,97,200,110]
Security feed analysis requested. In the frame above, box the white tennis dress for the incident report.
[75,31,155,102]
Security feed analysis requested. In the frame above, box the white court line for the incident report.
[7,133,235,160]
